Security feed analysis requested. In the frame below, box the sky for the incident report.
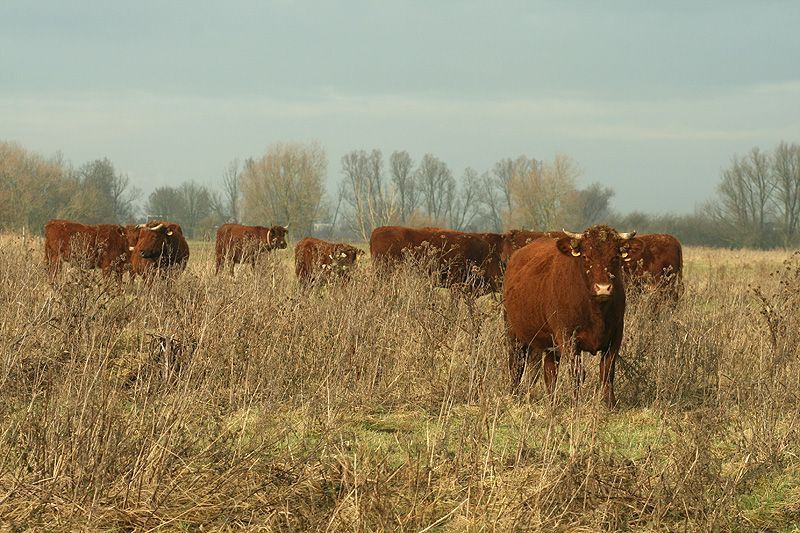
[1,0,798,214]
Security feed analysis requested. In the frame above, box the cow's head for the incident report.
[327,245,364,274]
[556,225,644,301]
[136,222,179,261]
[125,224,142,253]
[114,225,134,264]
[268,225,289,250]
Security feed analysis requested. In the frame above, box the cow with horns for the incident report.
[215,223,288,274]
[130,221,190,277]
[503,225,644,407]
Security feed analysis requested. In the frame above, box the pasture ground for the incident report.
[1,234,800,530]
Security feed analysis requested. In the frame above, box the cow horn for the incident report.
[283,224,289,230]
[266,228,272,245]
[135,223,146,229]
[149,223,164,231]
[562,229,583,240]
[618,231,637,240]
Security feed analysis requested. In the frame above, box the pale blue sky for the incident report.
[2,1,798,213]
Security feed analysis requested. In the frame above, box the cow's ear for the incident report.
[621,238,644,262]
[556,236,581,257]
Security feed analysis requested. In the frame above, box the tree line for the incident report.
[1,138,798,248]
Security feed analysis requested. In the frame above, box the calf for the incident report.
[294,237,363,285]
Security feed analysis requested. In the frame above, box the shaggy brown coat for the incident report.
[369,226,502,292]
[131,221,190,276]
[294,237,363,285]
[623,233,683,300]
[503,225,643,407]
[44,219,130,279]
[215,223,288,274]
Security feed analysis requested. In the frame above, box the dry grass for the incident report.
[2,234,800,530]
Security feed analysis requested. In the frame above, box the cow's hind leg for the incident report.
[508,341,529,396]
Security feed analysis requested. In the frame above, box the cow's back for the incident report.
[371,226,412,263]
[44,219,97,258]
[501,230,565,263]
[371,226,500,290]
[216,223,241,253]
[217,224,269,251]
[503,239,564,349]
[44,219,128,274]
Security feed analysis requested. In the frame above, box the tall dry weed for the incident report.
[0,237,799,529]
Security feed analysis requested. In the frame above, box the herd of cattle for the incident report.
[41,219,683,407]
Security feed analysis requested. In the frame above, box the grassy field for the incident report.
[2,234,800,530]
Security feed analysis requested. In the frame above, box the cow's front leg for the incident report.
[599,344,620,408]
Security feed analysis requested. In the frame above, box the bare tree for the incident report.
[221,158,241,223]
[340,151,369,239]
[179,181,212,238]
[507,154,578,230]
[448,167,481,230]
[241,142,327,238]
[390,150,417,222]
[340,149,396,241]
[714,147,775,247]
[564,182,615,228]
[477,156,540,231]
[416,153,455,225]
[145,186,185,222]
[478,171,504,232]
[66,158,138,223]
[772,142,800,247]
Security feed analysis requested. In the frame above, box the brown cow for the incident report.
[503,225,644,407]
[44,219,131,279]
[622,233,683,300]
[215,223,288,274]
[131,221,190,277]
[294,237,364,285]
[370,226,502,292]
